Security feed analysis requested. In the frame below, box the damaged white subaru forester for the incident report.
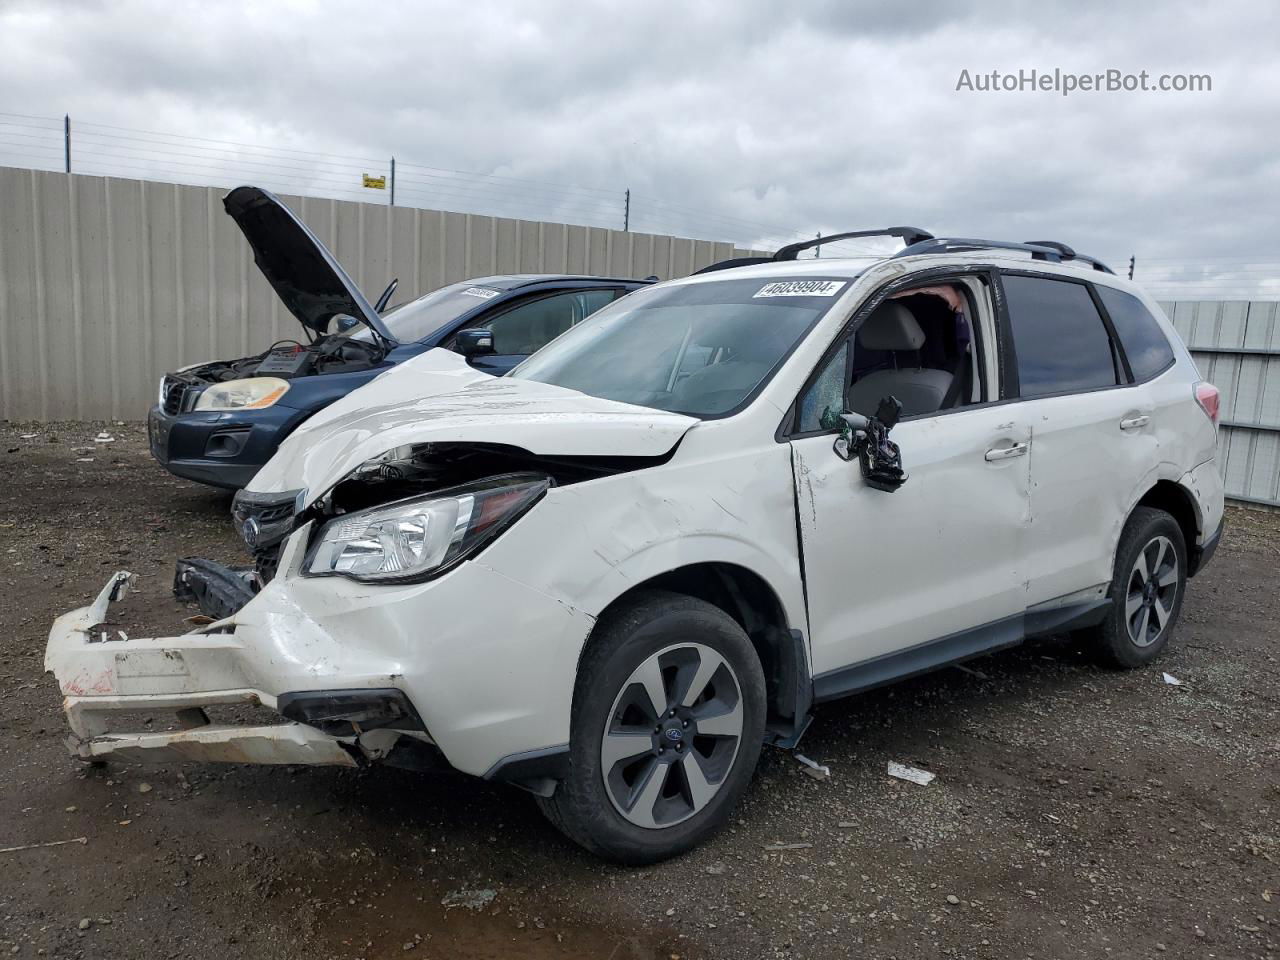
[48,229,1224,863]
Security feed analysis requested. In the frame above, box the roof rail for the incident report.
[894,237,1115,274]
[694,226,936,275]
[692,256,774,275]
[772,226,934,261]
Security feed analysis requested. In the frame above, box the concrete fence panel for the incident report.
[0,167,756,422]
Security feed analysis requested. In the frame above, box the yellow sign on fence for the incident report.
[362,174,386,189]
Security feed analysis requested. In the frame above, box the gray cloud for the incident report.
[1,0,1277,296]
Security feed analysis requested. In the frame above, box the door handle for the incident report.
[985,441,1029,461]
[1120,415,1150,430]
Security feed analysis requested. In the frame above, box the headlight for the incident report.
[305,473,550,583]
[194,377,290,411]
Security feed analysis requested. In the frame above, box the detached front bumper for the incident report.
[44,571,418,769]
[45,527,595,780]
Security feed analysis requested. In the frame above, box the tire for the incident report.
[1083,506,1188,668]
[537,589,766,864]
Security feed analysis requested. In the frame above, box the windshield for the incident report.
[352,281,501,343]
[509,276,852,417]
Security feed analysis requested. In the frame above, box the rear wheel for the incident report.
[537,590,766,864]
[1083,507,1187,668]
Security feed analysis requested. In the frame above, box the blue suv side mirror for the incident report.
[456,329,496,357]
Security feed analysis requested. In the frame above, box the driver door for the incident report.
[787,280,1032,697]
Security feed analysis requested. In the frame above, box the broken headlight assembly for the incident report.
[194,377,290,411]
[304,473,550,583]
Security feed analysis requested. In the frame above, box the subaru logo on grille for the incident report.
[664,727,683,742]
[242,516,261,548]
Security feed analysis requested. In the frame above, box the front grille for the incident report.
[160,375,188,415]
[231,489,303,583]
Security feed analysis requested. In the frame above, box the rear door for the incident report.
[454,288,620,374]
[998,272,1157,605]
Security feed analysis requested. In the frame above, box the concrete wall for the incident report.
[0,167,759,421]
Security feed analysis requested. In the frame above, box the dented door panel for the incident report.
[791,407,1032,678]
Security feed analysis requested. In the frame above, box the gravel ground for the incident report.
[1,420,1277,960]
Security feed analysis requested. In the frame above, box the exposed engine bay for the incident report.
[170,335,385,390]
[176,442,674,620]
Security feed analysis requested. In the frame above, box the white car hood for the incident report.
[250,348,698,502]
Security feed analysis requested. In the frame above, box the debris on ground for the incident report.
[440,888,497,911]
[19,433,38,439]
[887,761,936,786]
[93,432,116,443]
[762,841,813,851]
[954,663,990,680]
[1163,672,1185,686]
[0,837,89,854]
[794,753,831,781]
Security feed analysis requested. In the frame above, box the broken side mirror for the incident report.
[826,396,908,492]
[456,328,495,357]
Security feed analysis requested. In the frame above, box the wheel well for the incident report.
[594,563,808,739]
[1135,481,1199,551]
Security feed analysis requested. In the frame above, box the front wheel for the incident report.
[537,590,766,864]
[1083,506,1188,668]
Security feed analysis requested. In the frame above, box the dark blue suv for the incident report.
[148,186,653,489]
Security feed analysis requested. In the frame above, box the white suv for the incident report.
[47,229,1225,863]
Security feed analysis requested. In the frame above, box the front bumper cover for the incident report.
[44,571,426,768]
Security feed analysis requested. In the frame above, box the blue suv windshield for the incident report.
[352,282,502,343]
[509,276,854,417]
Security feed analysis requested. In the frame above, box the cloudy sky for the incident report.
[2,0,1278,297]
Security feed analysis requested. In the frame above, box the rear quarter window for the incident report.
[1096,286,1177,381]
[1002,274,1119,398]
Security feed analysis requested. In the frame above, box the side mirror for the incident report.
[334,314,359,332]
[456,328,495,357]
[832,396,908,492]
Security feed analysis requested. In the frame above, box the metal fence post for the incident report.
[1128,254,1135,280]
[623,189,630,232]
[64,114,70,173]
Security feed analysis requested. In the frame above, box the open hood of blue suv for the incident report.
[223,186,397,346]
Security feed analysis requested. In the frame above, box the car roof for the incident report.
[467,274,652,290]
[667,251,1149,298]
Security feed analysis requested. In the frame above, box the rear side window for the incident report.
[1003,275,1118,398]
[1096,286,1176,381]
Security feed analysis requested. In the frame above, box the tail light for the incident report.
[1194,381,1220,426]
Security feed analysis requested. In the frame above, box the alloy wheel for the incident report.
[1125,534,1179,647]
[600,642,744,829]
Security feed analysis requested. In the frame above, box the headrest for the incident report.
[857,302,925,351]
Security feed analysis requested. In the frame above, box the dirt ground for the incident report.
[0,420,1276,960]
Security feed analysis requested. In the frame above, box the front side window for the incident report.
[510,276,856,417]
[1096,286,1176,381]
[1003,274,1119,398]
[795,280,985,431]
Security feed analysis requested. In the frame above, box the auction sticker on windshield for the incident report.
[753,280,846,298]
[461,287,500,300]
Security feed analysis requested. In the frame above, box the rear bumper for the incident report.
[1189,517,1224,577]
